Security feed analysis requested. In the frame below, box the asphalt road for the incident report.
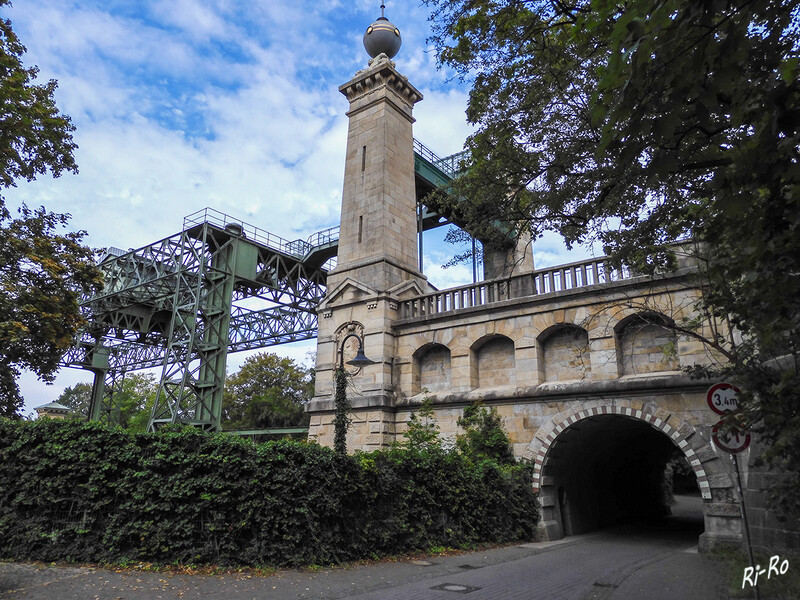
[0,496,728,600]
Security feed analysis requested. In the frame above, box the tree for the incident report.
[0,1,101,417]
[456,401,515,465]
[0,207,101,418]
[223,353,313,430]
[113,373,159,432]
[0,1,78,193]
[402,392,441,450]
[55,373,158,432]
[424,0,800,515]
[424,0,798,266]
[56,381,92,417]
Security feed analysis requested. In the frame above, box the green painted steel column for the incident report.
[87,345,110,422]
[194,230,239,427]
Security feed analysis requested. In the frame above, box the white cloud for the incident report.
[3,1,497,414]
[423,247,475,290]
[150,0,233,43]
[414,88,474,157]
[532,231,602,269]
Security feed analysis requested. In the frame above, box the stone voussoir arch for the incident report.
[527,402,712,500]
[536,321,589,342]
[469,331,516,351]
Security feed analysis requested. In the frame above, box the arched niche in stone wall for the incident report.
[539,325,591,382]
[412,343,451,395]
[615,312,679,376]
[470,335,515,389]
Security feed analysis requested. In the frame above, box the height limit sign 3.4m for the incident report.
[707,382,740,415]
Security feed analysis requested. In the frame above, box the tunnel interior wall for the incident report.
[547,416,678,535]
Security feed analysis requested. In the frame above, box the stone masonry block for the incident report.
[708,472,733,489]
[695,445,717,464]
[705,503,741,518]
[678,421,698,440]
[366,419,387,433]
[654,407,671,423]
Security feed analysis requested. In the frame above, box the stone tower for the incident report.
[307,16,431,448]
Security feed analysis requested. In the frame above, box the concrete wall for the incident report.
[474,336,516,388]
[541,326,591,382]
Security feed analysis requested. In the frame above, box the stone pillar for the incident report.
[327,55,426,292]
[307,56,430,450]
[483,230,534,280]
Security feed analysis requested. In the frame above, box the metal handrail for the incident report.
[413,139,469,178]
[183,208,341,259]
[306,225,340,248]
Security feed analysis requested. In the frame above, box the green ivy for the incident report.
[0,419,538,567]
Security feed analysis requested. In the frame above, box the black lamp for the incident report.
[340,333,376,369]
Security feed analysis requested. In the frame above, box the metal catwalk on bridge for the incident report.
[63,141,467,431]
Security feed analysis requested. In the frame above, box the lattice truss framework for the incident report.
[62,209,337,430]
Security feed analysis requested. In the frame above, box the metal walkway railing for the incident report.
[413,139,469,179]
[184,208,340,260]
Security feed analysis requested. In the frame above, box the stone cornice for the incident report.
[330,253,427,286]
[339,62,423,109]
[395,372,713,408]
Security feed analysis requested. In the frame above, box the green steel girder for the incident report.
[89,366,127,427]
[62,305,318,373]
[64,212,330,431]
[414,154,453,190]
[149,224,238,430]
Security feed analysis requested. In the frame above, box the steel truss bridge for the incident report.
[62,141,467,431]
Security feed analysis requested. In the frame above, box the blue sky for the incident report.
[4,0,594,415]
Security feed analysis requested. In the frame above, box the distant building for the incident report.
[34,401,72,420]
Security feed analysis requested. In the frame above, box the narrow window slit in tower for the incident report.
[361,145,367,172]
[358,215,363,244]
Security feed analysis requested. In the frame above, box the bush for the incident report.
[0,419,538,567]
[456,401,516,465]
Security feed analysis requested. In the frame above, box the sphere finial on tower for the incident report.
[363,3,402,60]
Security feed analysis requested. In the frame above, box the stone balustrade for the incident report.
[400,257,634,319]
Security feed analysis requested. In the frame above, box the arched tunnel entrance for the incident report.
[543,414,703,538]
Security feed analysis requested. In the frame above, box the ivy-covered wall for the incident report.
[0,419,538,566]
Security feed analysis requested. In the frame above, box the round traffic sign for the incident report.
[712,420,751,454]
[707,383,741,415]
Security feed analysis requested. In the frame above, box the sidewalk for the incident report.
[0,530,730,600]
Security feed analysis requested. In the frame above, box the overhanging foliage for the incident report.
[424,0,800,517]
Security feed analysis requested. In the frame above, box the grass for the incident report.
[710,546,800,600]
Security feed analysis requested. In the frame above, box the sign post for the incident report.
[731,451,759,600]
[707,383,758,600]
